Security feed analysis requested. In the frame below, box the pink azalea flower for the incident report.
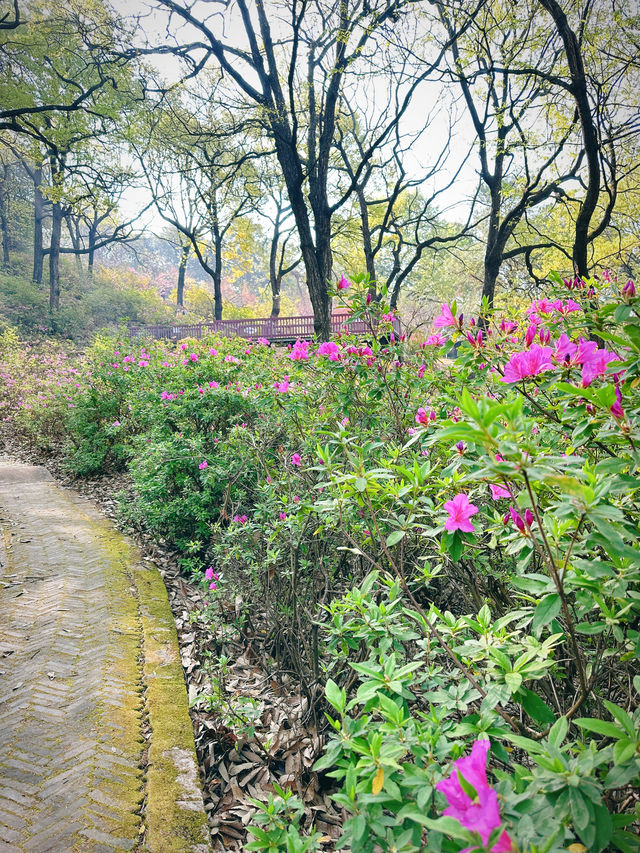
[317,341,341,361]
[580,347,619,387]
[425,333,446,346]
[611,385,625,420]
[501,346,554,383]
[199,460,208,470]
[444,493,479,533]
[437,739,512,853]
[337,274,351,290]
[553,333,578,364]
[489,484,510,500]
[275,376,291,393]
[279,512,287,521]
[205,567,214,580]
[622,279,635,299]
[289,340,311,361]
[290,453,302,467]
[415,407,429,425]
[434,303,457,328]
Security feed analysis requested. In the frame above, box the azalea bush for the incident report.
[1,270,639,852]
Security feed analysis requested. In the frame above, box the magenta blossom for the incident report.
[289,340,311,361]
[337,274,351,291]
[489,484,510,500]
[553,333,578,364]
[426,333,447,345]
[580,347,619,387]
[199,460,208,470]
[317,341,341,361]
[622,279,636,299]
[434,303,458,328]
[501,346,554,383]
[611,385,624,420]
[444,493,479,533]
[437,739,512,853]
[290,453,302,467]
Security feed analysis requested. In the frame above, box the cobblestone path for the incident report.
[0,459,210,853]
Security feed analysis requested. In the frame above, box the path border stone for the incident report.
[0,459,212,852]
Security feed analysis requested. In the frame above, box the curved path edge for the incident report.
[0,458,211,852]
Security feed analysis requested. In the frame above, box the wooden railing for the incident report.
[127,314,402,343]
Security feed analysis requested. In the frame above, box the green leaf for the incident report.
[386,529,406,547]
[532,593,561,632]
[517,688,556,725]
[613,738,636,765]
[548,716,568,747]
[444,529,464,562]
[569,787,590,832]
[504,671,523,692]
[325,679,345,712]
[603,700,636,737]
[624,323,640,351]
[574,718,622,739]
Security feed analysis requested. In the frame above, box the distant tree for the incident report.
[133,90,260,318]
[0,0,140,307]
[433,0,586,310]
[536,0,640,279]
[152,0,455,338]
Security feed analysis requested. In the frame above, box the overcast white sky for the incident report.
[108,0,480,234]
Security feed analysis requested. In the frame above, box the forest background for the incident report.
[1,0,639,340]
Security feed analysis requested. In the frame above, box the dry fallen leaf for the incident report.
[372,766,384,795]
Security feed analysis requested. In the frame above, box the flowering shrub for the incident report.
[1,271,639,851]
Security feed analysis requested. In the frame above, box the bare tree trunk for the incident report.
[176,241,189,308]
[213,229,223,321]
[48,153,65,310]
[269,222,281,318]
[0,165,10,267]
[32,164,45,284]
[538,0,599,279]
[356,185,376,288]
[65,212,85,283]
[49,201,62,310]
[271,125,332,339]
[87,219,97,278]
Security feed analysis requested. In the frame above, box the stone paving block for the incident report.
[0,458,211,852]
